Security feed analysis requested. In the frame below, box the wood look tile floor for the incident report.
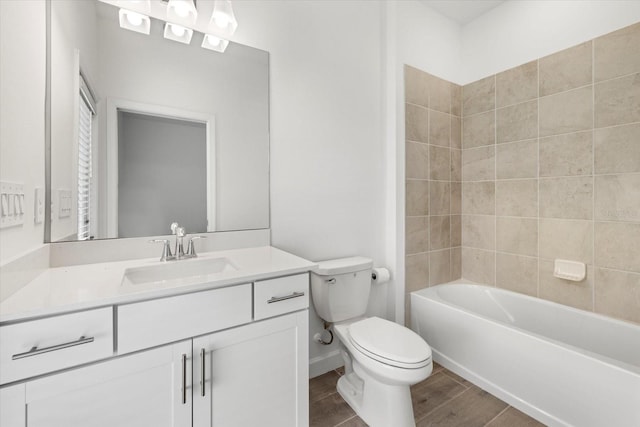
[309,363,545,427]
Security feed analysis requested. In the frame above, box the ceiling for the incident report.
[421,0,507,25]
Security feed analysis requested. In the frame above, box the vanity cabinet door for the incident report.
[193,311,309,427]
[0,384,25,426]
[24,340,192,427]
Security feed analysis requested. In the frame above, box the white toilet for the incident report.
[311,257,432,427]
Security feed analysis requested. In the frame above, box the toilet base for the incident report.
[337,363,417,427]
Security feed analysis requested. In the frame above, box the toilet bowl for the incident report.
[334,317,432,427]
[310,257,433,427]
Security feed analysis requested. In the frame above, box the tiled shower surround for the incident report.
[404,66,463,323]
[405,22,640,325]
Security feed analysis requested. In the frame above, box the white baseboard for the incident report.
[309,349,343,378]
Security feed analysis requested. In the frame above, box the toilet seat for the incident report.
[347,317,431,369]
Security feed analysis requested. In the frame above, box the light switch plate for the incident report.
[58,189,72,218]
[0,181,25,229]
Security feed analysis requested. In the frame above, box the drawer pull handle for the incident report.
[12,336,94,360]
[181,353,187,405]
[200,348,206,397]
[267,291,305,304]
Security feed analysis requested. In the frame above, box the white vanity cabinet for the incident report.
[193,311,308,427]
[24,340,192,427]
[0,271,310,427]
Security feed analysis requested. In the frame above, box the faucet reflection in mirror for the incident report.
[114,0,237,53]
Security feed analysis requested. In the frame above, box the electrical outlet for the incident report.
[34,187,45,224]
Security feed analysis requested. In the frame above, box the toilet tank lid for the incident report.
[313,257,373,275]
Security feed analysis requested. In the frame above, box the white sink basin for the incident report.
[122,257,237,286]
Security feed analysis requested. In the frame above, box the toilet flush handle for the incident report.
[326,278,336,284]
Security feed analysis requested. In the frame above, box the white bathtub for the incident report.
[411,283,640,427]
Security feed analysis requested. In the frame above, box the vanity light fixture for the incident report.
[201,34,229,53]
[167,0,198,25]
[163,22,193,44]
[209,0,237,37]
[118,8,151,35]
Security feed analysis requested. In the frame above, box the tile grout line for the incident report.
[441,370,472,389]
[483,405,511,427]
[591,40,597,313]
[537,58,541,298]
[414,385,474,425]
[493,73,497,287]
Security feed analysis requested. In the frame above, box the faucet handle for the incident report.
[170,222,180,234]
[149,239,174,262]
[186,235,207,257]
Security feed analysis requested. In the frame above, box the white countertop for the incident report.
[0,246,316,323]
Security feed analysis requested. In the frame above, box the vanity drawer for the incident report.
[0,307,114,385]
[254,273,309,320]
[117,284,252,354]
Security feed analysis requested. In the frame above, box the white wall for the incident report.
[461,0,640,84]
[231,1,389,373]
[0,1,46,263]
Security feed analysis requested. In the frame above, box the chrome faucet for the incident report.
[149,222,205,261]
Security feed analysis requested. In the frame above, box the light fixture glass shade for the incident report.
[163,22,193,44]
[167,0,197,25]
[118,9,151,35]
[201,34,229,53]
[209,0,238,37]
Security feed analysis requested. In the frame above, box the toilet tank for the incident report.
[310,257,373,323]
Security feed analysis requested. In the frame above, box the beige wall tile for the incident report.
[595,267,640,323]
[463,181,495,215]
[539,219,593,264]
[595,123,640,174]
[462,215,495,250]
[406,141,429,179]
[430,110,451,147]
[540,86,593,137]
[539,261,593,311]
[406,216,429,255]
[430,181,450,215]
[462,247,495,285]
[463,146,495,181]
[451,215,461,247]
[539,41,592,96]
[451,182,461,214]
[451,247,462,280]
[451,85,462,117]
[496,61,538,108]
[429,249,452,285]
[406,180,429,216]
[430,77,452,114]
[406,253,429,292]
[496,217,538,256]
[451,116,461,149]
[451,149,462,182]
[463,76,495,116]
[496,139,537,179]
[595,73,640,128]
[430,145,451,181]
[430,215,451,250]
[406,103,429,142]
[496,253,538,297]
[595,222,640,273]
[539,177,593,220]
[595,174,640,222]
[463,110,495,148]
[405,65,429,107]
[539,131,593,177]
[594,22,640,82]
[497,100,538,144]
[495,179,538,217]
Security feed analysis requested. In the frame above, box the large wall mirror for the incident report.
[47,0,269,243]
